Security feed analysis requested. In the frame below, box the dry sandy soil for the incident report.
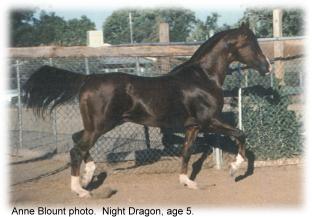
[10,159,302,208]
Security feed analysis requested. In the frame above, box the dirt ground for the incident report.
[10,161,302,207]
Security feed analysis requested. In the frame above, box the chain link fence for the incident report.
[8,39,304,185]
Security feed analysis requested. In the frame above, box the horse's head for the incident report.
[227,23,272,75]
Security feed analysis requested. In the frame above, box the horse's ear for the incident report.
[240,21,250,29]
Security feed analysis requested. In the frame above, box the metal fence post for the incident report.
[238,88,242,130]
[134,57,150,149]
[214,136,222,169]
[270,70,274,88]
[49,58,58,151]
[245,70,249,87]
[238,64,243,131]
[299,70,303,87]
[85,57,90,75]
[16,60,23,153]
[135,57,140,76]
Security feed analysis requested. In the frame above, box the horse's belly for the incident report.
[123,101,189,128]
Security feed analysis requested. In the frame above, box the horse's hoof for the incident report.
[229,163,237,177]
[186,181,198,190]
[179,174,198,190]
[81,176,93,188]
[72,188,92,198]
[179,174,189,184]
[229,154,244,178]
[78,191,92,198]
[81,161,96,188]
[229,168,236,177]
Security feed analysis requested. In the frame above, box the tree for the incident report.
[131,10,158,43]
[205,13,220,35]
[282,9,304,36]
[103,10,133,44]
[62,16,96,46]
[158,9,197,42]
[103,8,197,44]
[217,23,231,32]
[239,8,272,37]
[238,8,304,38]
[32,11,67,46]
[10,9,36,47]
[187,13,231,42]
[186,19,208,42]
[10,10,96,47]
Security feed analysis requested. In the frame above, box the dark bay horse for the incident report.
[23,23,271,197]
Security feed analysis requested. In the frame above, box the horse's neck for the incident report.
[191,41,231,87]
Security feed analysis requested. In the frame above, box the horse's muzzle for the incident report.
[265,56,272,74]
[258,56,272,76]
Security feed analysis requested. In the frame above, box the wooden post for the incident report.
[159,22,170,74]
[273,9,285,85]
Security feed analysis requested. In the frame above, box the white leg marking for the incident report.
[179,174,198,189]
[230,154,245,172]
[71,176,91,198]
[81,161,96,188]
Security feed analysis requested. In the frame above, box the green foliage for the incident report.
[205,13,220,33]
[62,16,96,46]
[239,8,272,37]
[223,68,303,160]
[10,10,96,47]
[103,8,197,44]
[238,8,304,37]
[242,88,302,160]
[161,9,197,42]
[186,19,208,42]
[103,10,133,44]
[10,9,36,46]
[282,9,305,36]
[32,11,67,46]
[187,13,231,42]
[10,8,305,47]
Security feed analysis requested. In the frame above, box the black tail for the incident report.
[23,65,87,116]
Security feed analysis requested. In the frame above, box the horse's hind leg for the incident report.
[71,119,118,197]
[179,126,200,189]
[70,130,100,197]
[72,130,96,188]
[208,118,246,176]
[81,151,96,188]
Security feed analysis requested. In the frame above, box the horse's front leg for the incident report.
[207,118,247,176]
[179,126,200,189]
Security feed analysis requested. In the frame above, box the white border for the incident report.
[1,0,311,216]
